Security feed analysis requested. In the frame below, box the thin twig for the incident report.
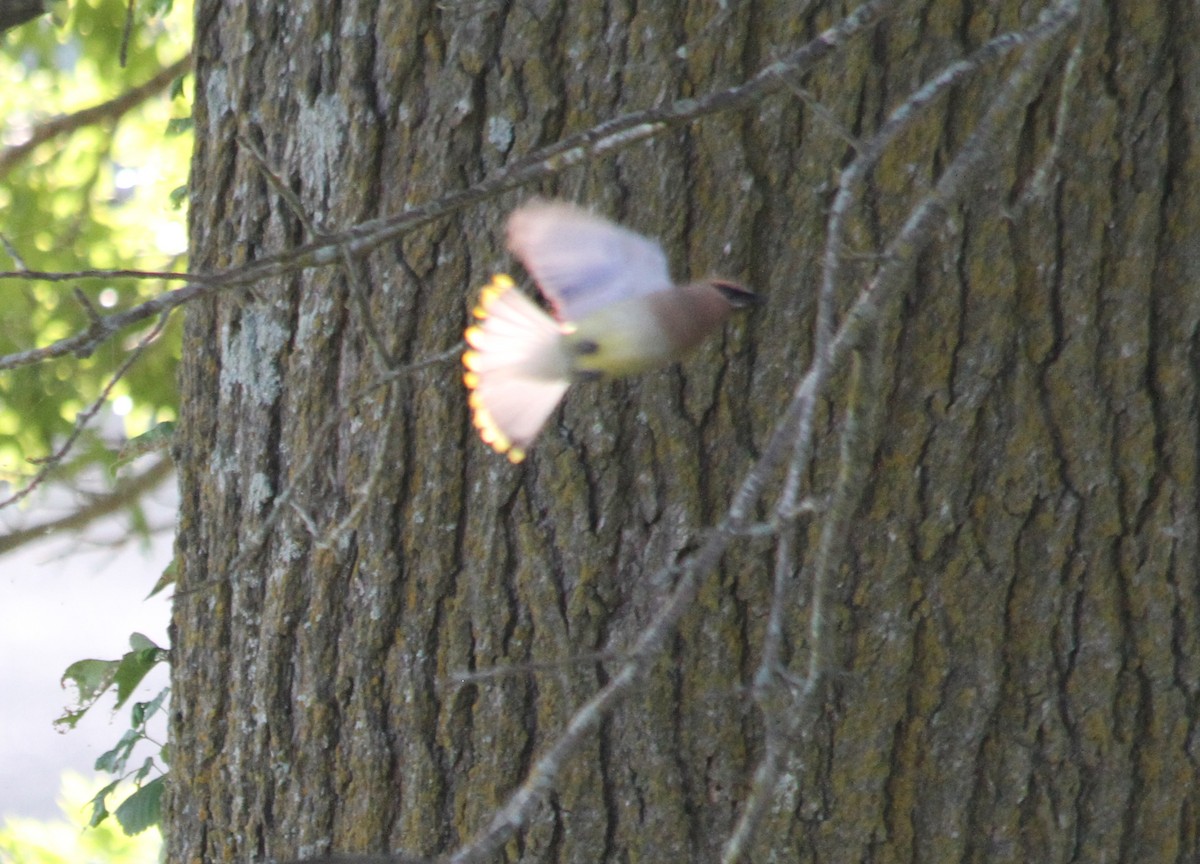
[753,0,1081,763]
[236,133,319,236]
[0,233,27,269]
[1011,27,1085,214]
[724,334,884,863]
[0,0,890,374]
[173,345,462,597]
[0,455,173,555]
[72,287,104,328]
[236,133,400,368]
[0,313,171,509]
[818,3,1079,358]
[0,267,195,283]
[740,0,1050,782]
[721,4,1079,856]
[119,0,136,67]
[0,55,191,179]
[314,386,401,549]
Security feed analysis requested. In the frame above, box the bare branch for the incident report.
[817,1,1082,357]
[0,455,173,554]
[1011,28,1086,214]
[424,4,1083,863]
[439,648,620,691]
[722,3,1080,859]
[726,334,886,863]
[118,0,135,67]
[0,54,191,179]
[0,0,890,374]
[72,286,104,328]
[0,0,44,36]
[0,313,170,509]
[0,233,27,269]
[236,133,319,237]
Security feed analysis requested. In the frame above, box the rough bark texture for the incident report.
[169,2,1200,863]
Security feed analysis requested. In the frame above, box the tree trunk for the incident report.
[168,2,1200,863]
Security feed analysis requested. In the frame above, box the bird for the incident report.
[463,200,758,462]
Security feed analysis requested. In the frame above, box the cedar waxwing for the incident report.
[463,200,758,462]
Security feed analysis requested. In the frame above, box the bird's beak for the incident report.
[710,279,761,309]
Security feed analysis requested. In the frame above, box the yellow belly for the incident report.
[565,299,679,380]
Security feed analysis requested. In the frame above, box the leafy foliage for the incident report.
[0,0,191,494]
[57,632,170,834]
[0,772,161,864]
[0,4,190,839]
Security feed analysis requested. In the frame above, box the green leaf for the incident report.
[57,635,166,727]
[128,632,161,652]
[58,658,121,726]
[147,557,178,598]
[132,756,156,783]
[0,0,190,505]
[114,775,166,835]
[165,116,193,136]
[95,728,140,774]
[113,643,167,709]
[56,706,89,730]
[86,778,120,828]
[136,686,171,725]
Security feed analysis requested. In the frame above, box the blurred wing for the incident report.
[506,200,673,321]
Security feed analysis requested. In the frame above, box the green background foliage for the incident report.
[0,0,191,486]
[0,773,161,864]
[0,0,190,848]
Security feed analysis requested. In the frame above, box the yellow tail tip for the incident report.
[467,399,526,463]
[472,273,517,320]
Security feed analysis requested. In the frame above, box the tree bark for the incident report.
[169,2,1200,863]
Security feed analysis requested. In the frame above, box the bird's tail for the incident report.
[463,275,571,462]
